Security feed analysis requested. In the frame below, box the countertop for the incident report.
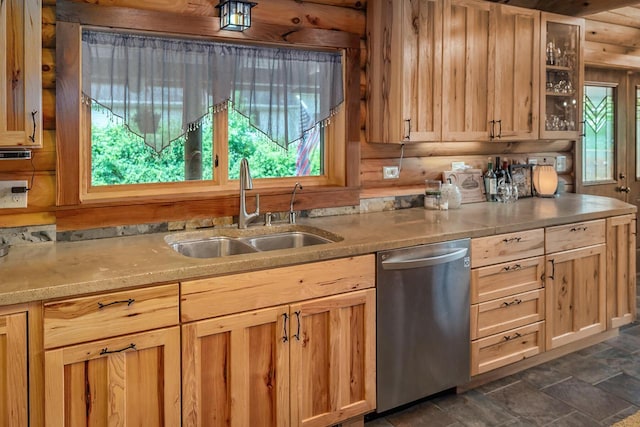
[0,193,636,306]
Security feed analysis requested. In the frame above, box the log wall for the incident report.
[3,0,623,231]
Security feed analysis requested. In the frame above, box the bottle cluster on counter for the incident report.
[484,157,518,203]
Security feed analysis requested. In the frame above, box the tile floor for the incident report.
[365,285,640,427]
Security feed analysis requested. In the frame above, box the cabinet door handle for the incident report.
[98,298,135,309]
[569,226,587,232]
[502,237,522,243]
[404,119,411,140]
[502,332,522,342]
[549,259,555,280]
[29,110,38,143]
[293,311,301,341]
[100,343,136,356]
[501,298,522,308]
[496,120,502,138]
[282,313,289,343]
[502,264,522,272]
[489,120,495,139]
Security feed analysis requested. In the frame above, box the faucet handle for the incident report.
[254,193,260,214]
[289,211,296,225]
[265,212,273,226]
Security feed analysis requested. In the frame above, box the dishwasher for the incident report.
[375,238,471,413]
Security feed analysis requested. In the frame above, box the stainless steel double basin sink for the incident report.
[165,225,342,259]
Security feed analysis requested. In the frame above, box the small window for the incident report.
[583,85,615,183]
[81,29,342,200]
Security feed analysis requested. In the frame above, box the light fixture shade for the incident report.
[532,164,558,197]
[217,1,256,32]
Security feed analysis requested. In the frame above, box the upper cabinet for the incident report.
[442,0,539,141]
[540,13,584,140]
[0,0,42,148]
[366,0,443,143]
[367,0,540,144]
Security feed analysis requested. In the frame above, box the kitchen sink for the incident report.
[165,225,341,259]
[239,231,333,251]
[169,236,257,259]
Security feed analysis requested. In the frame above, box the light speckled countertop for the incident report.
[0,193,635,306]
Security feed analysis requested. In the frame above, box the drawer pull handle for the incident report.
[502,237,522,243]
[100,343,136,356]
[282,313,289,343]
[502,332,522,342]
[293,311,301,341]
[502,264,522,272]
[502,299,522,307]
[97,298,135,309]
[570,226,587,232]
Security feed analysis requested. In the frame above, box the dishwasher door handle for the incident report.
[381,247,468,270]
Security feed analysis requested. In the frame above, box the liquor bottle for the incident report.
[502,158,511,184]
[495,157,505,184]
[484,158,497,202]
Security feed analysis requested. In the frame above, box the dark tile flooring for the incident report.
[365,285,640,427]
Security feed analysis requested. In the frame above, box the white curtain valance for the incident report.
[81,30,344,153]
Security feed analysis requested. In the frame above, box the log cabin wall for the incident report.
[7,0,634,231]
[583,5,640,70]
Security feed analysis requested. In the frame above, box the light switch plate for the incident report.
[0,181,28,208]
[383,166,400,179]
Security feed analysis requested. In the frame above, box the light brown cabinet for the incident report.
[0,0,42,147]
[470,230,546,376]
[0,309,28,426]
[366,0,443,143]
[545,220,607,350]
[44,327,182,427]
[442,0,539,141]
[180,256,376,427]
[606,215,637,329]
[43,285,181,426]
[540,13,584,139]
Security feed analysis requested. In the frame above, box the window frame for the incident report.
[56,0,360,227]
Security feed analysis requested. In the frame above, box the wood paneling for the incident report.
[0,0,634,231]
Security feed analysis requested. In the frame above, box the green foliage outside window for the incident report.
[91,107,321,186]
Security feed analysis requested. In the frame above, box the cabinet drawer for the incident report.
[181,255,375,322]
[44,284,179,349]
[545,220,605,253]
[471,256,544,304]
[471,289,545,340]
[471,229,544,268]
[471,321,545,376]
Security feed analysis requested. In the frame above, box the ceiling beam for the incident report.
[486,0,640,17]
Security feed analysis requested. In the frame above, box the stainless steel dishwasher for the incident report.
[376,238,471,413]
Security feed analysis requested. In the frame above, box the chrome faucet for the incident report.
[289,182,303,224]
[238,158,260,229]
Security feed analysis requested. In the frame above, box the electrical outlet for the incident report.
[0,181,28,208]
[383,166,400,179]
[527,156,556,168]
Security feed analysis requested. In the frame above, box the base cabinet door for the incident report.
[181,305,290,427]
[607,215,637,328]
[44,327,181,427]
[545,245,606,349]
[0,311,28,426]
[290,290,376,427]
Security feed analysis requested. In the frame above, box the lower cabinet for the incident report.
[0,309,28,426]
[44,327,182,427]
[182,289,376,427]
[545,220,607,350]
[607,214,637,328]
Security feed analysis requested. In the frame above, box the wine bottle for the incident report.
[484,158,497,202]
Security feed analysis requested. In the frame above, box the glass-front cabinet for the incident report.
[541,13,584,140]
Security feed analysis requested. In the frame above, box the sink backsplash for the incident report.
[2,193,424,244]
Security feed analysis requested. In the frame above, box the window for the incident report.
[583,85,615,183]
[80,29,343,200]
